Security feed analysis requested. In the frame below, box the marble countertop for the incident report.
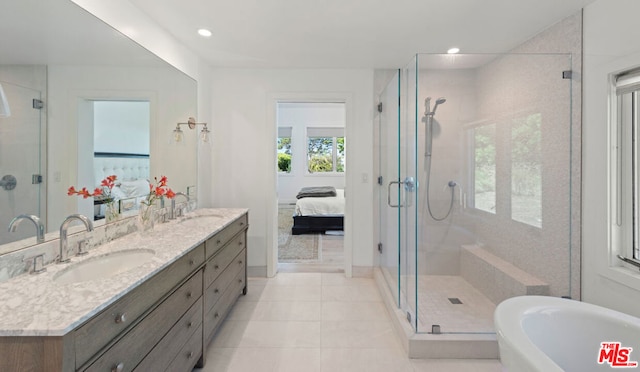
[0,208,248,337]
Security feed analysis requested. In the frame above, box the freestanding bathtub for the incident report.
[495,296,640,371]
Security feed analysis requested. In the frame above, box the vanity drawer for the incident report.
[165,324,203,372]
[133,298,202,372]
[75,244,204,367]
[204,248,246,313]
[204,267,246,343]
[204,232,246,287]
[205,214,248,259]
[84,271,203,372]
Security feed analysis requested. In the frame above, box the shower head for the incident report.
[431,97,446,115]
[424,97,446,116]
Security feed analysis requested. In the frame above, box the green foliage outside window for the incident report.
[307,136,345,173]
[277,137,292,173]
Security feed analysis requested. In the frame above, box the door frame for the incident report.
[267,92,354,278]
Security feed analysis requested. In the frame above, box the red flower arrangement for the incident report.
[68,175,117,201]
[141,175,175,206]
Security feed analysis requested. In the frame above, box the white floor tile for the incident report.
[322,283,382,302]
[238,320,321,348]
[260,284,322,301]
[321,273,377,287]
[196,347,321,372]
[322,301,390,321]
[321,348,414,372]
[321,320,401,349]
[270,272,322,286]
[198,272,504,372]
[243,301,322,321]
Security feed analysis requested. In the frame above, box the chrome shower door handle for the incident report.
[388,180,403,208]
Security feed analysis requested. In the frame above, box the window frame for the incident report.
[611,68,640,269]
[305,127,345,174]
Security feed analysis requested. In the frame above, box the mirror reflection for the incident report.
[0,0,198,254]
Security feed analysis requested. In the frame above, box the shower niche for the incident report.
[376,53,576,349]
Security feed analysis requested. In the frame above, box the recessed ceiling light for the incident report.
[447,47,460,54]
[197,28,212,38]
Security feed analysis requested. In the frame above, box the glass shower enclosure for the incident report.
[0,67,46,245]
[378,53,575,335]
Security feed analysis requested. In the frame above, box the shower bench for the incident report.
[461,244,549,305]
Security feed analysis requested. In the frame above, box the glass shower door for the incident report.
[399,59,419,328]
[0,81,44,244]
[378,71,401,305]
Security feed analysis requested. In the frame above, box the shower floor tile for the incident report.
[415,275,496,333]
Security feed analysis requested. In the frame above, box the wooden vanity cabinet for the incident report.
[202,214,248,359]
[77,244,205,372]
[0,212,248,372]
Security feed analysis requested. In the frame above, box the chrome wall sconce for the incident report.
[172,117,210,144]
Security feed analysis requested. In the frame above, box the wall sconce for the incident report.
[0,83,11,118]
[172,117,210,144]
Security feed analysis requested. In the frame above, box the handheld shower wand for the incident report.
[422,96,455,221]
[423,97,446,157]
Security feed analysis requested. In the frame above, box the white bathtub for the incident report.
[495,296,640,371]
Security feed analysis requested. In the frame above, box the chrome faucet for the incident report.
[59,214,93,263]
[8,214,45,244]
[170,192,190,220]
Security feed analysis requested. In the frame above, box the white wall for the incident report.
[93,101,150,154]
[277,102,346,203]
[583,0,640,317]
[210,69,374,277]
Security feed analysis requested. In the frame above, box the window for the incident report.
[612,68,640,264]
[470,123,496,213]
[511,113,542,227]
[306,127,345,173]
[277,127,292,173]
[467,114,542,228]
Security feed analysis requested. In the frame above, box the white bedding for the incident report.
[295,189,345,216]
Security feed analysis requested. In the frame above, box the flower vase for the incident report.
[105,201,120,223]
[138,203,155,232]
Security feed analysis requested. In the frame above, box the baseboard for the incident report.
[247,265,267,278]
[352,266,374,278]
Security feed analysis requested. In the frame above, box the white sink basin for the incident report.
[178,213,223,224]
[54,249,155,284]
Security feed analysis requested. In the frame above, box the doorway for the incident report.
[276,101,345,273]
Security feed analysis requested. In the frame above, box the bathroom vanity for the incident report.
[0,209,248,372]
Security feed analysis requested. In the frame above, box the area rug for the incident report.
[278,206,319,262]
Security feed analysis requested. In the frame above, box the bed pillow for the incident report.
[117,179,150,198]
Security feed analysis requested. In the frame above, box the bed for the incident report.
[292,187,345,235]
[93,152,150,218]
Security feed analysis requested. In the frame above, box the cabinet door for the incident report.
[84,271,202,372]
[133,299,202,372]
[205,214,248,258]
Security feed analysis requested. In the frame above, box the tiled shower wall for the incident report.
[415,12,582,300]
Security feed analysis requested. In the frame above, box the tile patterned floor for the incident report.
[193,273,503,372]
[415,275,496,334]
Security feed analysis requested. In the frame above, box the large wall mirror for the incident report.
[0,0,198,254]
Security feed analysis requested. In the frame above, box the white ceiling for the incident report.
[129,0,597,69]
